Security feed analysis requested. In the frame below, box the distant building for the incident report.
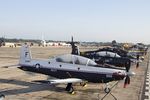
[40,39,70,47]
[4,42,16,47]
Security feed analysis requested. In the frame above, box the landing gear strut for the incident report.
[80,82,87,87]
[65,83,75,94]
[104,83,111,93]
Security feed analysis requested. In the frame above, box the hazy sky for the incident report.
[0,0,150,43]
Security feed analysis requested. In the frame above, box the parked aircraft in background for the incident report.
[127,43,148,58]
[70,37,147,70]
[70,37,131,71]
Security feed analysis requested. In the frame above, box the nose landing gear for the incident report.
[100,81,119,100]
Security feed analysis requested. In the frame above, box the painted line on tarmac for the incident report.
[144,70,150,100]
[144,56,150,100]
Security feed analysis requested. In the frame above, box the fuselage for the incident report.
[19,45,127,84]
[79,51,131,70]
[19,58,126,83]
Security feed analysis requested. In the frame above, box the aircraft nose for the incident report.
[126,71,136,76]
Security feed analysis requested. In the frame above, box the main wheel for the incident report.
[68,87,75,94]
[65,83,75,94]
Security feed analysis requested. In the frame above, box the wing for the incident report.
[34,78,83,84]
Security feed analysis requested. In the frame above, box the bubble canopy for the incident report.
[96,51,121,58]
[55,54,97,66]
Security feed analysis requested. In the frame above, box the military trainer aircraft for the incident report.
[70,37,132,70]
[70,37,144,70]
[3,44,135,94]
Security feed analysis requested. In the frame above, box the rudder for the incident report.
[19,44,32,65]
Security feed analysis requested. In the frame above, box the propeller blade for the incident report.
[136,54,140,68]
[128,76,130,84]
[124,75,130,88]
[136,62,139,68]
[124,77,128,88]
[125,60,131,72]
[123,71,135,88]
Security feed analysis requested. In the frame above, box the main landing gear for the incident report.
[80,82,87,87]
[100,81,119,100]
[65,82,87,94]
[65,83,75,94]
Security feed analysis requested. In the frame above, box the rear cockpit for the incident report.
[55,54,97,66]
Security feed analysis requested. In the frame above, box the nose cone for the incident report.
[126,71,136,76]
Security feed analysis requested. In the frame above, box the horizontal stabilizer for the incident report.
[1,64,19,68]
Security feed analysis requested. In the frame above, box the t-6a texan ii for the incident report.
[3,44,135,95]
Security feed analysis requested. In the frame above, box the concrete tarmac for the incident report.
[0,46,148,100]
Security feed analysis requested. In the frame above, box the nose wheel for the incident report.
[104,87,111,93]
[100,81,119,100]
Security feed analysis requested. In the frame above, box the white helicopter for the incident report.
[5,44,135,94]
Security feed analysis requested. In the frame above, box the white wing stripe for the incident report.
[49,78,83,84]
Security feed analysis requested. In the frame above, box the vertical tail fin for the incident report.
[19,44,32,65]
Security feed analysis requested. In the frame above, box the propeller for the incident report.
[123,58,132,88]
[124,62,130,88]
[136,54,140,68]
[123,71,135,88]
[124,75,130,88]
[125,59,131,72]
[136,62,139,68]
